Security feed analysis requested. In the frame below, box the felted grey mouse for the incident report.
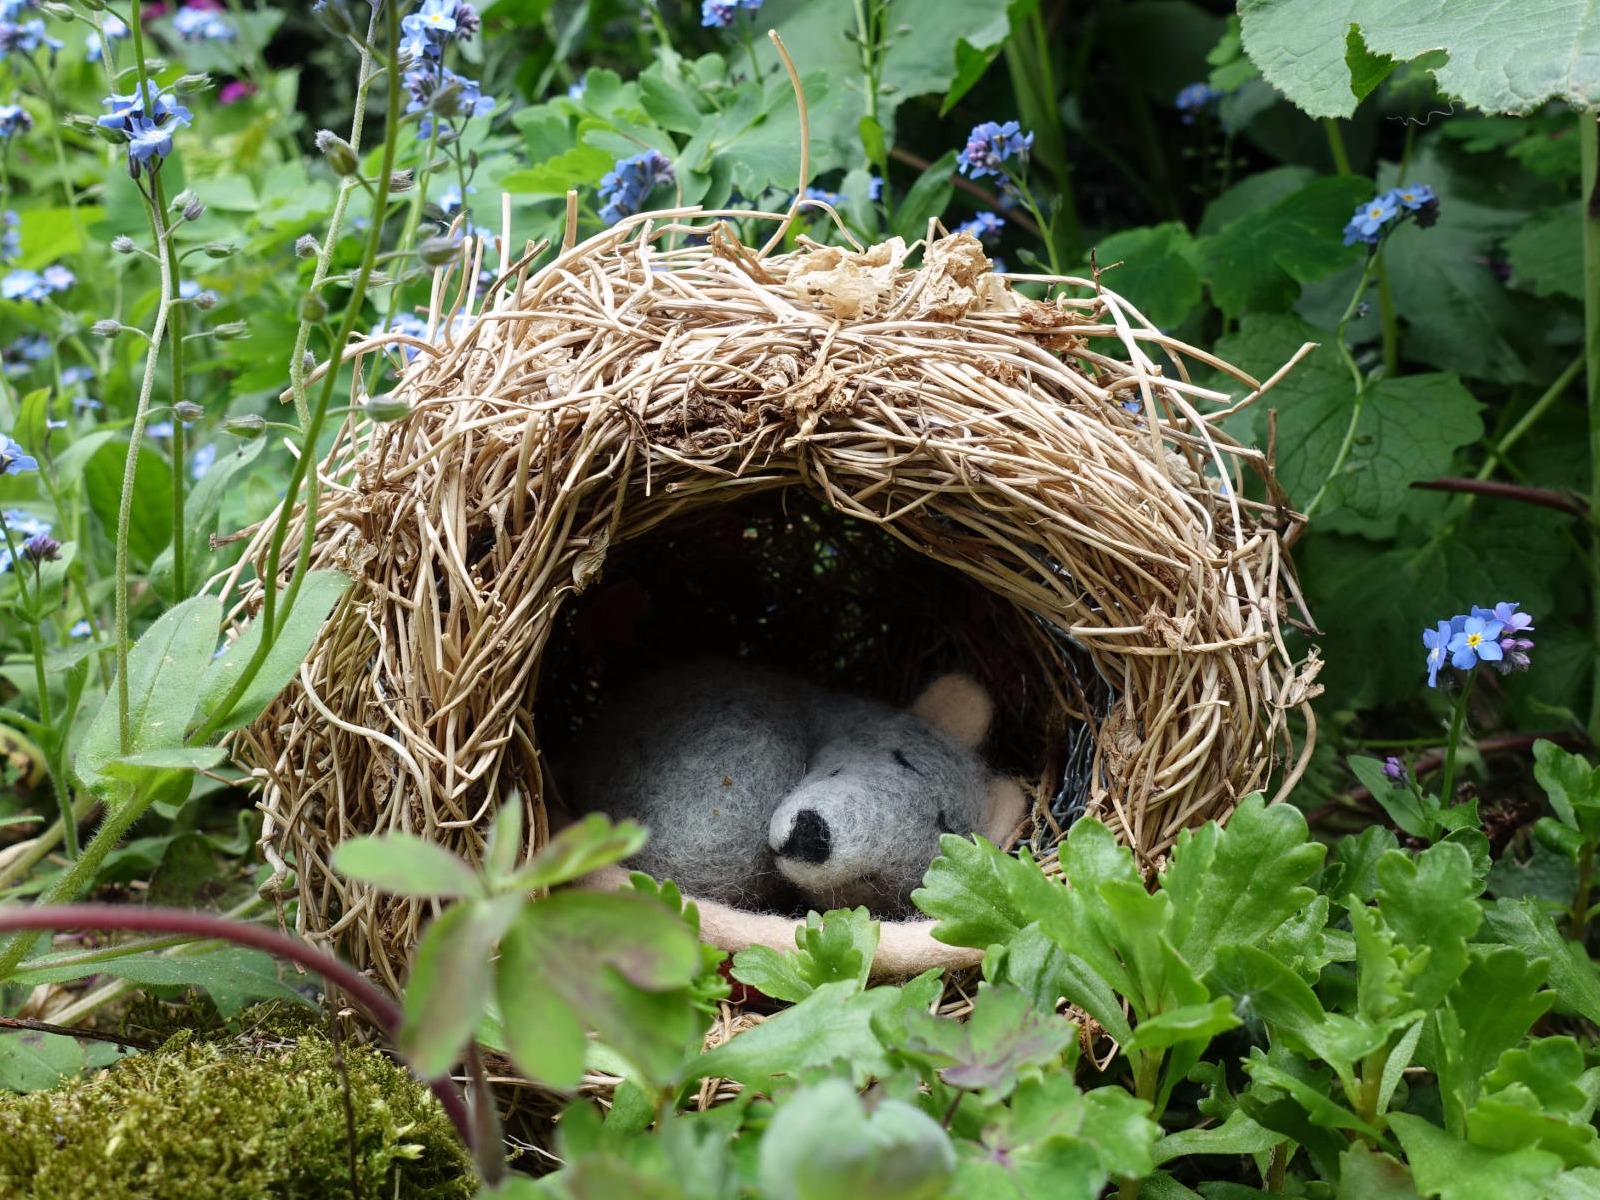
[570,660,1025,919]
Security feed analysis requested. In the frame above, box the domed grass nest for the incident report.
[224,208,1320,995]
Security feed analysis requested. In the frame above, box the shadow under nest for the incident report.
[222,212,1316,1008]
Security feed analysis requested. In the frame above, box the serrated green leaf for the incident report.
[695,973,943,1088]
[331,833,483,900]
[1197,176,1374,316]
[1390,1112,1564,1200]
[75,595,223,789]
[1468,1085,1600,1168]
[1126,998,1240,1052]
[1486,1039,1594,1118]
[1154,1106,1282,1165]
[913,835,1063,950]
[896,983,1074,1102]
[1238,0,1600,119]
[1163,794,1324,981]
[507,813,649,892]
[197,569,351,733]
[993,923,1135,1046]
[1431,948,1554,1135]
[1219,314,1483,537]
[731,907,877,1003]
[1375,843,1481,1010]
[502,143,619,196]
[1534,740,1600,836]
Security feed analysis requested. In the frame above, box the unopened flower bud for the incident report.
[363,394,412,422]
[311,0,356,37]
[211,320,250,340]
[299,293,328,322]
[223,413,266,438]
[202,242,234,259]
[20,532,61,564]
[90,319,121,338]
[171,189,198,213]
[174,401,205,423]
[389,169,414,192]
[366,270,392,288]
[39,2,75,20]
[77,0,104,10]
[193,290,218,310]
[294,234,320,258]
[173,73,211,95]
[315,130,361,177]
[110,235,137,254]
[418,235,462,267]
[301,351,316,374]
[183,198,205,222]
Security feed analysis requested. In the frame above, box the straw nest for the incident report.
[224,207,1320,997]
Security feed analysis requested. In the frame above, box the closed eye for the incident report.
[892,749,922,774]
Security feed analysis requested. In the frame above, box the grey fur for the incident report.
[571,661,996,917]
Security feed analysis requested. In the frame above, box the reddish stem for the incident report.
[1410,477,1589,519]
[0,904,473,1154]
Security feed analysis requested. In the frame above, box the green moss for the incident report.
[0,1029,475,1199]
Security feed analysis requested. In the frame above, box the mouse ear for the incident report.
[982,776,1027,844]
[910,673,993,749]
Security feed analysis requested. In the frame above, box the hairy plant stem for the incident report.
[1572,841,1596,945]
[1323,118,1352,175]
[1437,673,1476,808]
[192,0,403,741]
[1581,111,1600,745]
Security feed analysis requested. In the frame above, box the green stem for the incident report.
[1324,117,1352,175]
[1303,251,1382,518]
[1572,841,1596,945]
[1437,673,1476,808]
[1374,252,1398,379]
[1581,110,1600,745]
[1477,353,1585,481]
[1356,1043,1393,1135]
[192,0,402,743]
[0,781,151,976]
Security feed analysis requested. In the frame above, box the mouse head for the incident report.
[767,674,1026,916]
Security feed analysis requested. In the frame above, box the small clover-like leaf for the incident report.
[332,832,483,900]
[506,813,649,891]
[897,983,1075,1103]
[732,908,878,1003]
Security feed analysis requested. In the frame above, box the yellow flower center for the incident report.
[1465,632,1482,648]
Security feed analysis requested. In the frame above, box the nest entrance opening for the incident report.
[537,486,1105,847]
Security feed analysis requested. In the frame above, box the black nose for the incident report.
[778,809,831,864]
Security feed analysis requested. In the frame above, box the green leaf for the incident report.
[332,833,483,900]
[1237,0,1600,118]
[1375,842,1481,1010]
[992,923,1135,1046]
[1154,1107,1281,1165]
[499,965,589,1093]
[892,151,958,244]
[1163,794,1324,981]
[399,897,515,1078]
[731,907,878,1003]
[1245,1048,1380,1138]
[1197,177,1374,316]
[100,746,227,778]
[10,947,306,1014]
[502,143,618,195]
[0,1030,122,1092]
[1431,948,1554,1135]
[1349,756,1435,839]
[1344,24,1398,103]
[506,813,649,892]
[1389,1113,1564,1200]
[1534,740,1600,836]
[757,1079,955,1200]
[197,569,351,733]
[1219,315,1483,538]
[163,439,267,598]
[82,438,172,568]
[1126,998,1240,1052]
[1485,1038,1596,1119]
[695,973,944,1088]
[913,835,1062,950]
[499,890,705,1088]
[1337,1145,1421,1200]
[75,595,224,789]
[1506,204,1583,300]
[1091,223,1202,328]
[896,983,1074,1102]
[1468,1085,1600,1168]
[1483,902,1600,1027]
